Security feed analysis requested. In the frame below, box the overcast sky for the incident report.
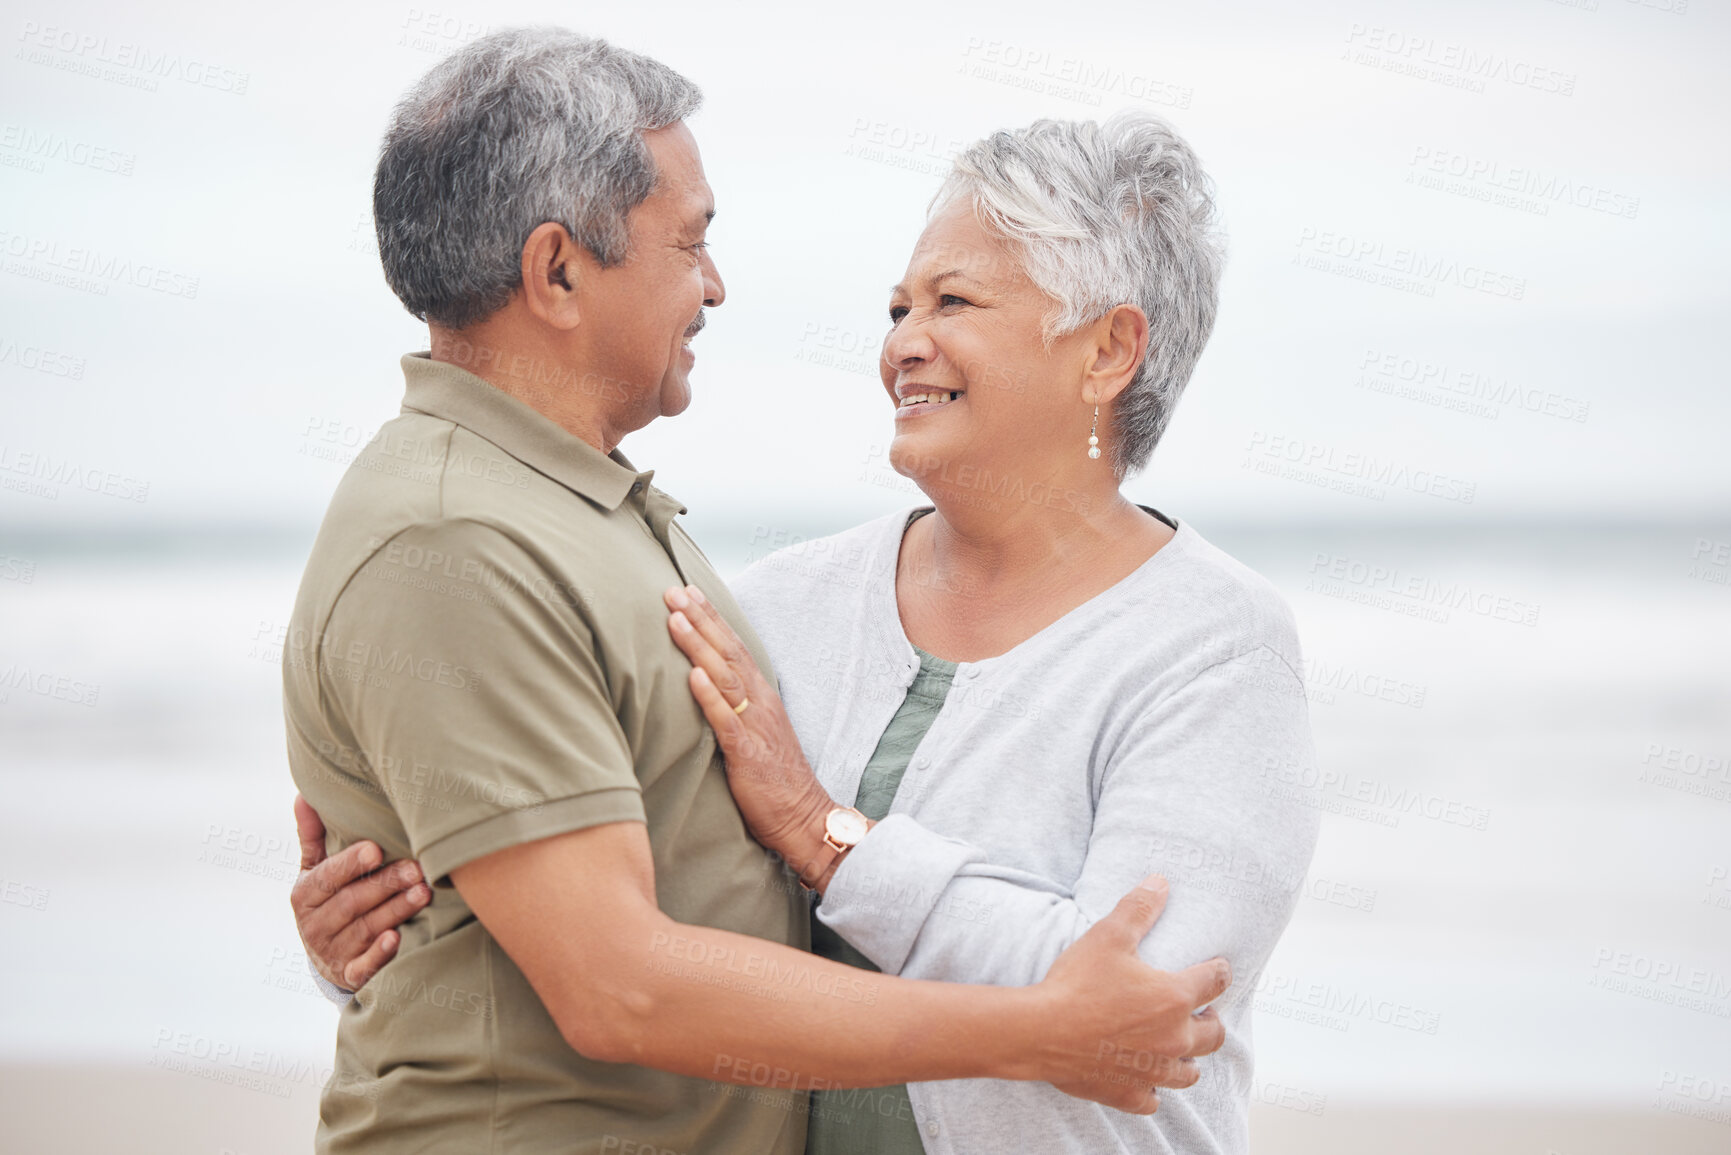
[1,0,1725,533]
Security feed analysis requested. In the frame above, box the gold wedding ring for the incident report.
[732,697,750,716]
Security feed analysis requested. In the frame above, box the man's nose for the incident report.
[701,249,725,308]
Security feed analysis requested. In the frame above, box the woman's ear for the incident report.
[519,222,584,330]
[1083,303,1150,406]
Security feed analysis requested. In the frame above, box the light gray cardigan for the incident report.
[732,507,1321,1155]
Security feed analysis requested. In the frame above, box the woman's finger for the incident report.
[682,586,751,666]
[688,666,748,744]
[314,872,428,973]
[291,839,382,915]
[294,795,328,871]
[668,610,748,703]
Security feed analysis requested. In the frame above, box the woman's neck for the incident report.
[896,485,1174,661]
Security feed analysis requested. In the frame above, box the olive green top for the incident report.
[807,641,957,1155]
[282,353,807,1155]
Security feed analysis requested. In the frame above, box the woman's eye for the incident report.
[888,306,909,324]
[938,294,970,308]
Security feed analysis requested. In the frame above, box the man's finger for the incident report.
[1176,957,1233,1011]
[1088,875,1170,953]
[1157,1057,1201,1089]
[291,839,383,911]
[1051,1080,1159,1116]
[342,929,401,990]
[1184,1007,1227,1059]
[294,794,328,871]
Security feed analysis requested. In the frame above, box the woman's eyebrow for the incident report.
[889,268,980,296]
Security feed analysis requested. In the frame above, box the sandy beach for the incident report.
[4,1063,1727,1154]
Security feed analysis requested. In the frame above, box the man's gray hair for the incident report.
[374,27,702,328]
[931,112,1225,477]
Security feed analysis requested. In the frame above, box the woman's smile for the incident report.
[894,385,966,419]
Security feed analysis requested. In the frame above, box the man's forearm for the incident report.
[594,908,1051,1090]
[453,823,1058,1091]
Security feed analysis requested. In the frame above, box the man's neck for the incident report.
[428,323,621,454]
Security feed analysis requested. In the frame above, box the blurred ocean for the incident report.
[1,515,1727,1115]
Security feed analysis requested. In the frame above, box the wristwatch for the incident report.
[795,806,870,892]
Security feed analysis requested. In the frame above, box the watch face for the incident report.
[826,807,869,846]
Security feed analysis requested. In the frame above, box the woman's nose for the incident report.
[882,312,935,373]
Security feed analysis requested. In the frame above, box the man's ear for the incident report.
[1082,303,1150,407]
[520,222,586,330]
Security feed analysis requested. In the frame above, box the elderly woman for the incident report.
[296,112,1318,1155]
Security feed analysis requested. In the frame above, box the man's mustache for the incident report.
[684,310,706,340]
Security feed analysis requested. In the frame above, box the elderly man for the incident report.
[282,27,1228,1154]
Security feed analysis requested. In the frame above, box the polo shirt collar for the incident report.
[398,352,681,515]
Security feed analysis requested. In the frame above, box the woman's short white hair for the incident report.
[931,112,1225,477]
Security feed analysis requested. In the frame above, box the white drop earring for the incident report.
[1087,404,1101,460]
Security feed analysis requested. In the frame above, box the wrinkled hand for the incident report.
[1040,877,1231,1114]
[290,795,430,991]
[663,585,834,856]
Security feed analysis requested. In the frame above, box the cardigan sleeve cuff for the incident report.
[310,961,356,1008]
[814,813,983,974]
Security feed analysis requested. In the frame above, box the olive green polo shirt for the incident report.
[282,353,808,1155]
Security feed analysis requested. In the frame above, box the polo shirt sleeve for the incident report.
[320,518,644,882]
